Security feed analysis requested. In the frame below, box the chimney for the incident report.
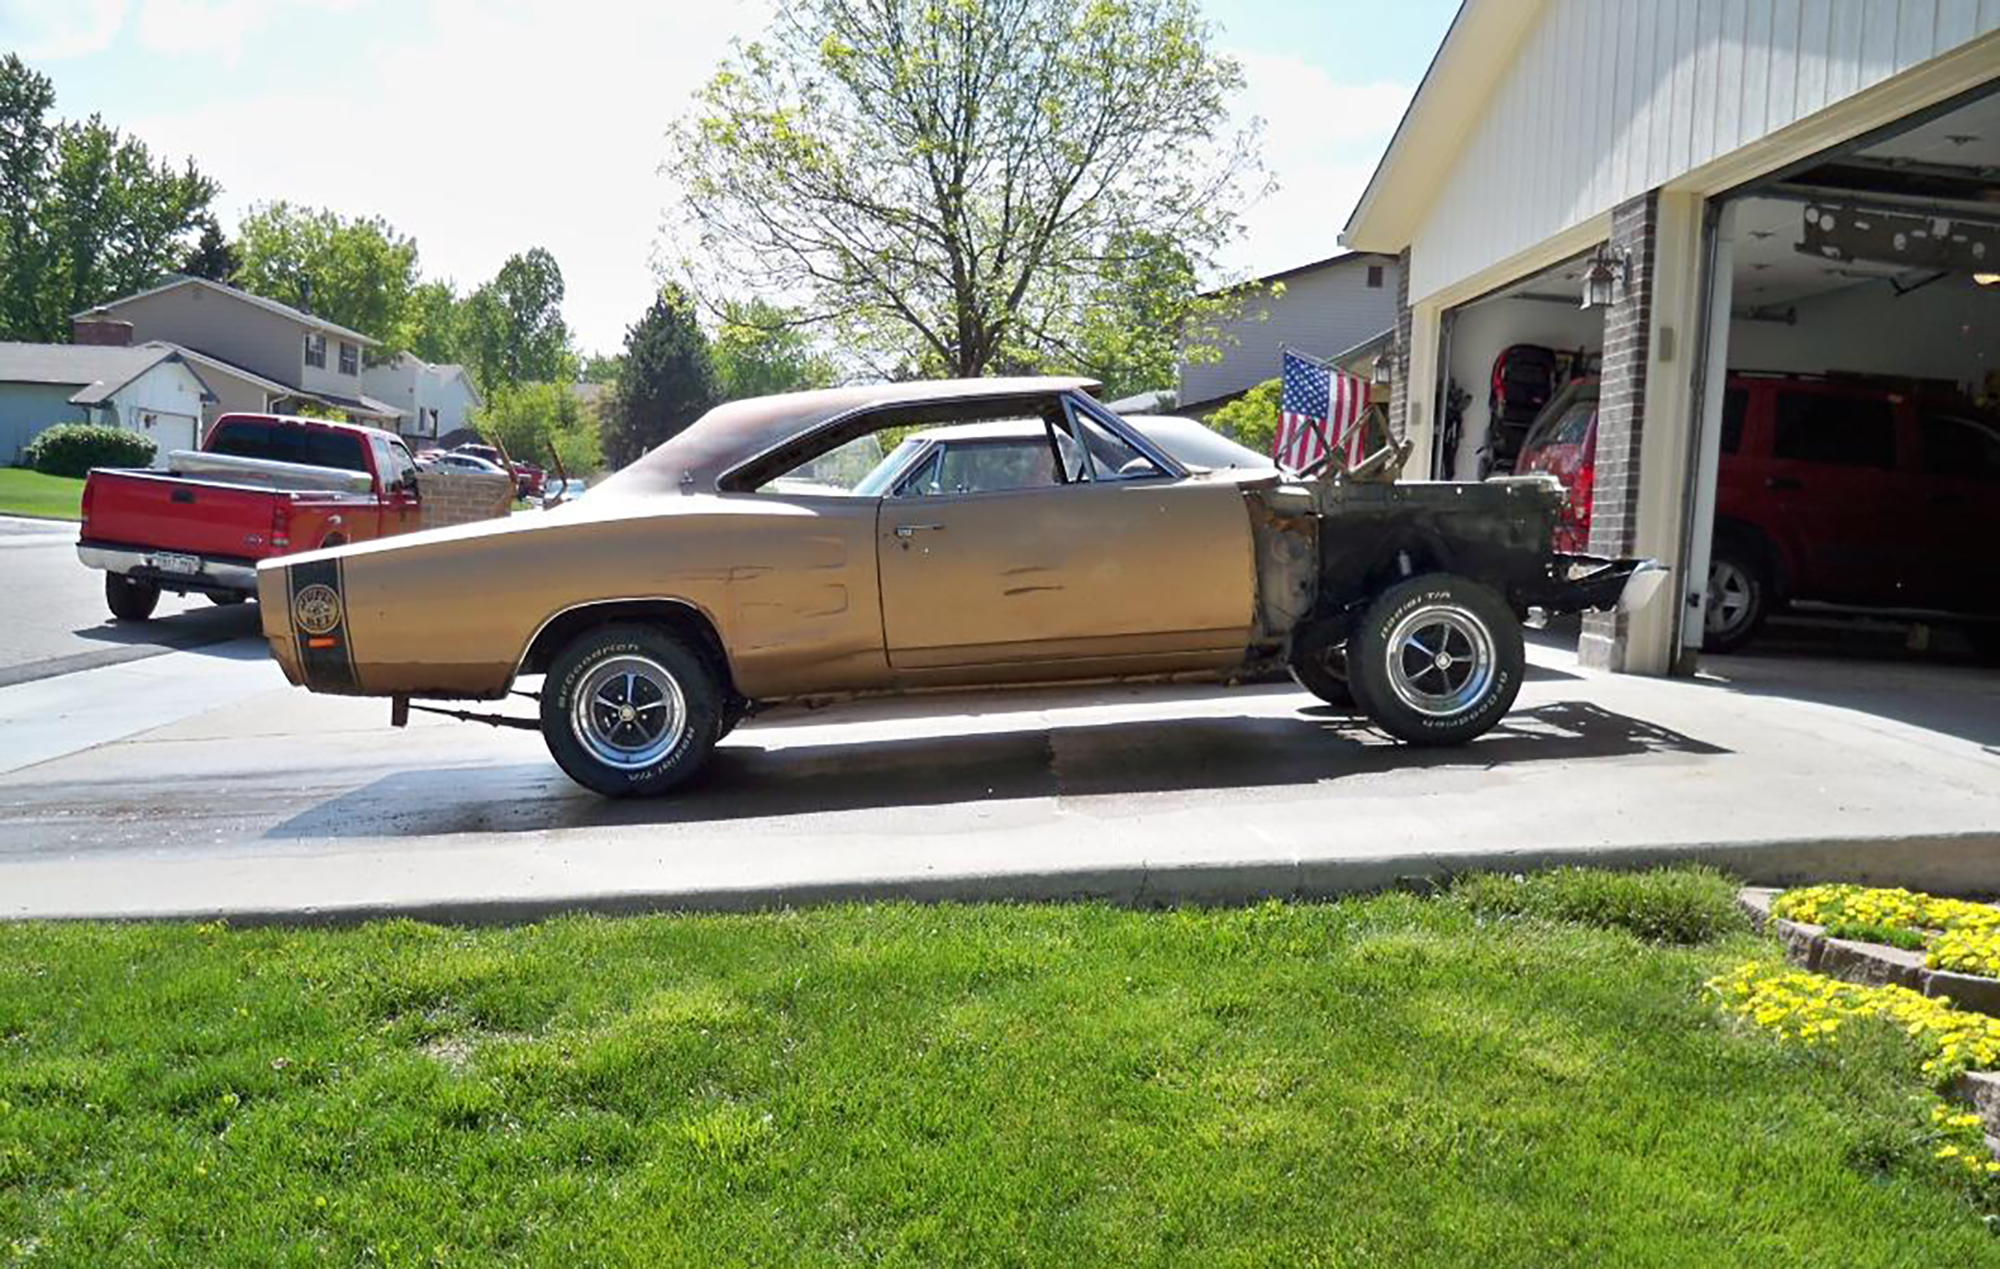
[73,312,134,347]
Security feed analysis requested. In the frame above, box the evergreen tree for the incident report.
[602,284,717,468]
[180,216,237,282]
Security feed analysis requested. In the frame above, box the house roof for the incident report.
[81,276,380,346]
[136,341,401,420]
[1340,0,1547,254]
[0,341,215,406]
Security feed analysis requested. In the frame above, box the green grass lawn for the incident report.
[0,468,84,520]
[1,875,1992,1266]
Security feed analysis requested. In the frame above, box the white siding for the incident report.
[1178,258,1400,407]
[1409,0,2000,300]
[105,361,210,459]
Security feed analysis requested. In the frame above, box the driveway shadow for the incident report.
[268,699,1726,841]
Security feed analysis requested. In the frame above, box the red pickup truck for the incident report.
[78,413,424,621]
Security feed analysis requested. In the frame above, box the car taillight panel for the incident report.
[271,498,292,549]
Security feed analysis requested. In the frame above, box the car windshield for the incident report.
[852,437,925,497]
[768,432,886,494]
[1135,417,1270,470]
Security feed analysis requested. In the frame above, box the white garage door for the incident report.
[134,410,198,460]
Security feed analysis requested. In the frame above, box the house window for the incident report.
[1366,265,1385,289]
[305,332,326,369]
[339,341,358,375]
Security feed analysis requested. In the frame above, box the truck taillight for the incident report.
[272,499,291,549]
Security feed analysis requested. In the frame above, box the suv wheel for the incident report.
[1703,537,1771,652]
[1347,573,1524,746]
[105,573,160,622]
[540,623,722,797]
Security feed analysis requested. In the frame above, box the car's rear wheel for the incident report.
[207,592,248,606]
[540,623,722,797]
[1346,573,1524,746]
[105,573,160,622]
[1702,535,1772,652]
[1288,616,1355,708]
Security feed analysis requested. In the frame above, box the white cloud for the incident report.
[0,0,130,59]
[130,0,771,352]
[1221,50,1411,278]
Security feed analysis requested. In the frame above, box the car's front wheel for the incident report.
[540,623,723,797]
[105,573,160,622]
[1346,573,1524,746]
[1288,616,1355,708]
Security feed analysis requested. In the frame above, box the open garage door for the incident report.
[1433,250,1607,481]
[1684,84,2000,662]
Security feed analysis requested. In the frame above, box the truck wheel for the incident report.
[1288,617,1354,708]
[540,622,722,797]
[1347,573,1524,746]
[1702,536,1771,652]
[105,574,160,622]
[207,592,248,606]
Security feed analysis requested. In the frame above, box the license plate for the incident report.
[149,552,201,576]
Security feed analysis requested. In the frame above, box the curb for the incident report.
[16,829,2000,928]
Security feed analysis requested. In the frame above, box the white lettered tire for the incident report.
[540,623,723,797]
[1346,573,1525,746]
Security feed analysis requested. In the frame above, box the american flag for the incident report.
[1275,349,1368,474]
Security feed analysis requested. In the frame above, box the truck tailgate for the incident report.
[85,469,275,560]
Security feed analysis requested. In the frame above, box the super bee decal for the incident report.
[288,558,360,693]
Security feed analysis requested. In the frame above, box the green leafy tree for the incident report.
[473,380,604,476]
[577,351,624,384]
[602,284,717,468]
[403,279,462,363]
[711,298,836,400]
[670,0,1264,379]
[1206,377,1280,457]
[235,202,419,351]
[459,248,573,393]
[180,216,237,282]
[0,55,56,340]
[0,56,216,341]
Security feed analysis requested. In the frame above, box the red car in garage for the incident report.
[1516,373,2000,651]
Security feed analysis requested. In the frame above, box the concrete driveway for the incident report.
[1,624,1995,922]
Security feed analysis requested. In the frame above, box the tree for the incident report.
[180,216,237,282]
[577,351,625,384]
[404,279,461,363]
[711,298,836,400]
[670,0,1262,378]
[601,284,716,468]
[235,202,419,351]
[458,248,573,393]
[0,55,216,342]
[472,380,603,476]
[1206,377,1280,457]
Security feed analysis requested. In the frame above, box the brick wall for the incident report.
[1388,247,1413,442]
[416,470,515,530]
[1579,191,1659,668]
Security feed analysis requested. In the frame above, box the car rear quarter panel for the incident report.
[264,495,890,699]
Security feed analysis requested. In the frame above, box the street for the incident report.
[0,515,258,687]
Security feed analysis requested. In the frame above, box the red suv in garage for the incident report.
[1516,373,2000,651]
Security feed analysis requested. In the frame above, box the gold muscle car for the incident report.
[258,377,1664,796]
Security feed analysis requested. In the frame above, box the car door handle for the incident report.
[1765,476,1804,491]
[893,523,944,538]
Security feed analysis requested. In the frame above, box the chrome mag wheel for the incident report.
[1383,604,1497,719]
[570,654,687,771]
[1706,558,1754,640]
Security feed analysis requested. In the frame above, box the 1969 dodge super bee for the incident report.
[258,377,1665,796]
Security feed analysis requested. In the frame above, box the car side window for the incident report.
[1058,400,1164,481]
[1772,392,1896,468]
[1921,412,2000,481]
[1720,388,1747,455]
[926,440,1061,495]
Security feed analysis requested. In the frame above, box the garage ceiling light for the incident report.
[1976,272,1999,287]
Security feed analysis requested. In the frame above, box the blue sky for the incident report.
[1,0,1460,353]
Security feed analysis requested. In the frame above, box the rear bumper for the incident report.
[1520,554,1669,617]
[76,541,259,594]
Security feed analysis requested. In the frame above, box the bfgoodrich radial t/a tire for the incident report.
[1347,573,1525,746]
[540,623,723,797]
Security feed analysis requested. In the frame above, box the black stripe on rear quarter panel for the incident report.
[289,556,361,694]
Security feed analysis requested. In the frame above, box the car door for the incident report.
[1913,408,2000,613]
[875,399,1255,674]
[1759,385,1914,605]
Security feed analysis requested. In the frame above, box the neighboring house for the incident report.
[76,277,403,429]
[1176,251,1401,415]
[1341,0,2000,676]
[0,341,215,464]
[363,354,483,442]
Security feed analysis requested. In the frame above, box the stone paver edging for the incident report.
[1736,888,2000,1018]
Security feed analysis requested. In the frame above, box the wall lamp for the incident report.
[1579,245,1631,309]
[1370,353,1394,386]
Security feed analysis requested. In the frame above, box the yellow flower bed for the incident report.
[1930,929,2000,979]
[1769,884,2000,937]
[1706,961,2000,1080]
